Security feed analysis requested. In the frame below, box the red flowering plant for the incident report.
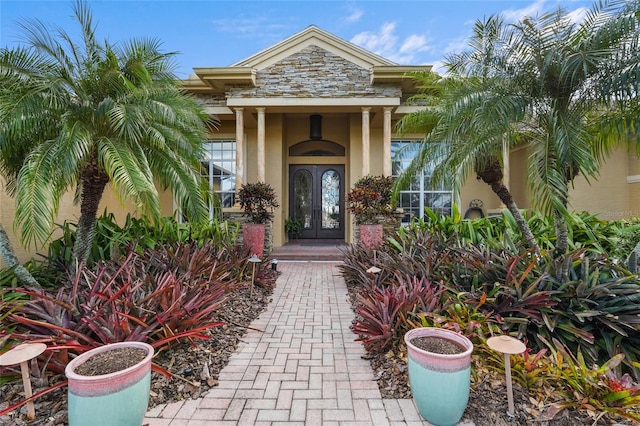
[346,175,395,225]
[238,182,279,224]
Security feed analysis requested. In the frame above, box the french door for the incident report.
[289,165,344,239]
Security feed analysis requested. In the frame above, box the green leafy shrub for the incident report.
[346,175,395,224]
[413,206,637,258]
[285,217,303,238]
[47,212,239,267]
[540,337,640,422]
[342,220,640,380]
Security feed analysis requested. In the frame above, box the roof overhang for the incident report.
[189,67,257,92]
[371,65,432,93]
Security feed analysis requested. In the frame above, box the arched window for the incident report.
[289,140,345,156]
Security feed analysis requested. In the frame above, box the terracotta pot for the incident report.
[65,342,154,426]
[243,223,266,258]
[359,223,383,249]
[404,328,473,426]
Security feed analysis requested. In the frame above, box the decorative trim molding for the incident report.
[227,97,399,107]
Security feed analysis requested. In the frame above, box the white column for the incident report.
[361,107,371,176]
[383,107,392,176]
[501,137,510,209]
[234,108,244,200]
[502,137,510,190]
[257,107,266,182]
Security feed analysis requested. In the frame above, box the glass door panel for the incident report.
[289,165,344,239]
[321,170,340,230]
[293,170,313,229]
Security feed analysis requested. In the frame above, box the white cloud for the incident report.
[344,7,363,23]
[443,36,469,55]
[501,0,588,24]
[428,59,447,76]
[210,18,291,36]
[350,22,430,64]
[400,34,429,54]
[501,0,548,22]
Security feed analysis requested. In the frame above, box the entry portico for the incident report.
[183,25,430,247]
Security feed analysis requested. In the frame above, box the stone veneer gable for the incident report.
[228,45,401,98]
[194,93,227,107]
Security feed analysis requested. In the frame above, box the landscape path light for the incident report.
[0,343,47,419]
[486,335,526,417]
[248,254,261,296]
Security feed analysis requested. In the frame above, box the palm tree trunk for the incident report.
[0,223,40,287]
[553,207,571,282]
[72,161,109,266]
[477,160,539,253]
[487,180,539,254]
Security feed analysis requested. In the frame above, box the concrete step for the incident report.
[269,240,347,261]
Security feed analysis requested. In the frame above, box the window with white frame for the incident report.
[392,140,453,223]
[202,140,236,211]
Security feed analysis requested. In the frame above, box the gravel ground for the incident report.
[345,279,635,426]
[0,280,274,426]
[1,269,635,426]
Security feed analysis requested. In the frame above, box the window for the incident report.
[202,140,236,212]
[392,140,453,223]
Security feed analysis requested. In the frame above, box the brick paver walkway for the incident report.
[144,262,430,425]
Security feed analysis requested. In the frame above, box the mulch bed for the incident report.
[345,279,635,426]
[0,279,274,426]
[2,270,635,425]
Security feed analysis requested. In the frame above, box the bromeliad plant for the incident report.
[534,253,640,379]
[343,215,640,379]
[540,337,640,422]
[352,274,448,351]
[2,243,238,373]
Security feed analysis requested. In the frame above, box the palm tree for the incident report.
[399,0,640,261]
[395,21,539,252]
[0,0,214,266]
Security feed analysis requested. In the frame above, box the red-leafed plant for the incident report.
[3,242,238,373]
[238,182,279,224]
[352,274,448,351]
[346,175,394,225]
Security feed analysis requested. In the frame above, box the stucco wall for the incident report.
[570,147,631,219]
[0,181,142,266]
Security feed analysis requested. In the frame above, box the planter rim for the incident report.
[404,327,473,360]
[65,341,154,382]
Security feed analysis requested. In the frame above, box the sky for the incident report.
[1,0,592,78]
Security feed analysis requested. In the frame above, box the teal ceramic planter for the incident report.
[405,328,473,426]
[65,342,154,426]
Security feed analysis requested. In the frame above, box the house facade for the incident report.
[2,25,640,264]
[183,25,444,248]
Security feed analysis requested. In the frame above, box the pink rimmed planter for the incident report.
[405,328,473,426]
[65,342,154,426]
[243,223,266,258]
[359,224,383,249]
